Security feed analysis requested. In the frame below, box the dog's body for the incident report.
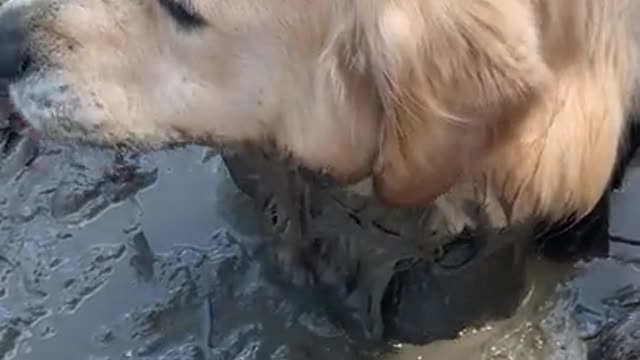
[0,0,639,237]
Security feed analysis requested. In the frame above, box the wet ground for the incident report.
[1,98,640,360]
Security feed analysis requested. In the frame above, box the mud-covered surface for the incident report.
[0,132,391,360]
[1,97,640,360]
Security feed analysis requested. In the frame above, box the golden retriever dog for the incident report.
[0,0,639,242]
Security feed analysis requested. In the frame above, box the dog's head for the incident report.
[0,0,382,181]
[2,0,236,146]
[0,0,551,205]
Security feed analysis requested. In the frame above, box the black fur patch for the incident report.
[158,0,207,30]
[611,116,640,189]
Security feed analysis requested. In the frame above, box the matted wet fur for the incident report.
[0,1,640,265]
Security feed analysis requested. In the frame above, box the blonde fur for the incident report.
[1,0,640,234]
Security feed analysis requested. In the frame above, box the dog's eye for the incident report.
[158,0,207,29]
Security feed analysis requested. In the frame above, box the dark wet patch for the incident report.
[222,149,537,346]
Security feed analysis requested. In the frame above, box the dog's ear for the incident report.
[361,0,552,207]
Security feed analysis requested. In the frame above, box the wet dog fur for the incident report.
[1,0,640,238]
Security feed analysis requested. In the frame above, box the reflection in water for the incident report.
[390,167,640,360]
[389,258,578,360]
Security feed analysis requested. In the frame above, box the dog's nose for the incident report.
[0,13,29,80]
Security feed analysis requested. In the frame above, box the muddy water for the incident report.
[391,165,640,360]
[0,128,639,360]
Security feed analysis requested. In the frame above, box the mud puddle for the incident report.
[0,130,639,360]
[391,165,640,360]
[0,138,383,360]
